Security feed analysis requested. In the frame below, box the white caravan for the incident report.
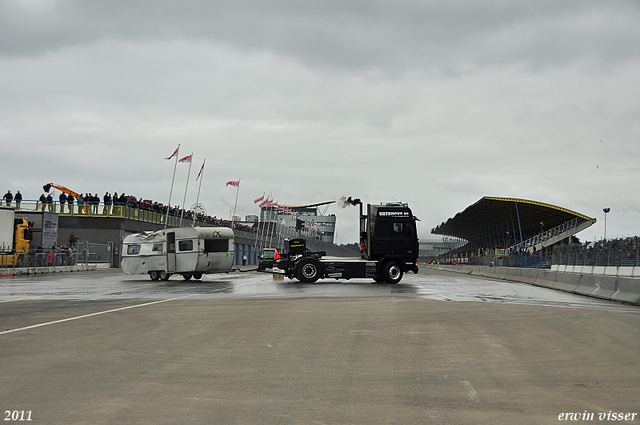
[121,227,235,280]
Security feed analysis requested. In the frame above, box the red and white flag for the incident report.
[179,155,192,163]
[226,180,240,187]
[166,147,179,160]
[259,197,270,208]
[254,195,264,204]
[196,160,205,181]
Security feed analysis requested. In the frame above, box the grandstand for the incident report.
[431,197,596,264]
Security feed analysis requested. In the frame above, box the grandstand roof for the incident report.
[431,197,594,244]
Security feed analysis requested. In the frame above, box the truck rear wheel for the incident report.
[160,271,171,281]
[149,271,160,281]
[296,258,322,283]
[382,261,403,284]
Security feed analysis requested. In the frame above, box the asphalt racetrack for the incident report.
[1,268,639,424]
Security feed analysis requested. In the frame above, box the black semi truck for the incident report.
[274,201,419,284]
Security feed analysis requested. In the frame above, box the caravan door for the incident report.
[167,232,177,272]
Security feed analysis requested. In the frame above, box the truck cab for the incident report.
[360,203,419,273]
[274,202,419,284]
[0,208,31,267]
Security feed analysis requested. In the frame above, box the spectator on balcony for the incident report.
[77,194,85,214]
[59,192,67,214]
[112,192,120,215]
[38,193,46,211]
[46,193,54,212]
[67,193,74,215]
[14,191,22,210]
[90,193,100,215]
[103,192,112,215]
[3,190,12,207]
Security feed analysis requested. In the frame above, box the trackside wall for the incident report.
[430,265,640,305]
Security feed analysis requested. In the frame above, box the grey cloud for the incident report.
[2,1,639,74]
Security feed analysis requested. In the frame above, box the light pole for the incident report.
[603,208,610,241]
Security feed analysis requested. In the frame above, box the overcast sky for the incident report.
[2,0,639,244]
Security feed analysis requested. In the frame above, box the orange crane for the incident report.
[43,183,86,214]
[43,183,81,198]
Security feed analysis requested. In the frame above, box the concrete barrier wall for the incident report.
[552,272,581,293]
[534,270,556,289]
[613,277,640,303]
[431,265,640,305]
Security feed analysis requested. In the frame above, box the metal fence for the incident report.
[552,237,640,267]
[0,241,113,274]
[440,254,552,268]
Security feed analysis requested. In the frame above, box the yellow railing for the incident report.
[11,201,273,242]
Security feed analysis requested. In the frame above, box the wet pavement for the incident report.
[1,267,637,313]
[2,267,640,424]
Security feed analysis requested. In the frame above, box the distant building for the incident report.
[260,201,337,244]
[244,215,258,223]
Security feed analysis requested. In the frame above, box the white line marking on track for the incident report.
[0,282,248,336]
[0,298,25,303]
[461,380,479,402]
[0,294,198,336]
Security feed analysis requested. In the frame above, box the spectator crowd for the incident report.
[3,188,272,238]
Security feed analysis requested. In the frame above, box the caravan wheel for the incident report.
[149,271,160,281]
[182,274,192,280]
[193,273,203,280]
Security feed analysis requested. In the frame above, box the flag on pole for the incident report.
[166,147,179,160]
[196,160,205,181]
[226,180,240,187]
[254,195,264,204]
[259,197,270,208]
[179,154,192,163]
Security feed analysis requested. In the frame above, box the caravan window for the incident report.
[178,240,194,251]
[204,239,228,253]
[127,244,141,255]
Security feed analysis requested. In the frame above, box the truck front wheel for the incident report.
[382,261,403,284]
[296,258,322,283]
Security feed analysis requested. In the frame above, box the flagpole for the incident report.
[253,192,264,252]
[193,159,205,225]
[264,199,271,250]
[268,201,276,249]
[165,144,180,229]
[179,154,193,227]
[258,195,268,253]
[230,178,241,232]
